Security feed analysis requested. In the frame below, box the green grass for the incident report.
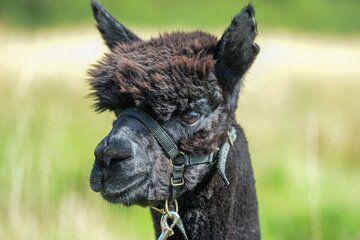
[0,79,154,239]
[1,0,360,34]
[239,79,360,239]
[1,72,359,239]
[1,26,360,239]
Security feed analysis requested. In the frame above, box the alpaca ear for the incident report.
[91,0,141,49]
[214,4,259,108]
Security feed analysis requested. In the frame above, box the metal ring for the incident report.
[150,206,165,215]
[169,151,185,169]
[164,199,178,218]
[169,159,173,167]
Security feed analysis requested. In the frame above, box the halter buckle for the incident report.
[171,176,184,186]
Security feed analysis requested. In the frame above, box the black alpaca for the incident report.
[88,1,260,239]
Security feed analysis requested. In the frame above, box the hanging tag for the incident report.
[217,142,230,186]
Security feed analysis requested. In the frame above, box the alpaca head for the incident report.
[89,0,259,206]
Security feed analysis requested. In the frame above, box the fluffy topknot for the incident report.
[88,31,224,120]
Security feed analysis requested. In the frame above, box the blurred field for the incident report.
[1,0,360,34]
[1,26,360,240]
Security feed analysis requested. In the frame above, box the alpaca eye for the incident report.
[180,111,201,125]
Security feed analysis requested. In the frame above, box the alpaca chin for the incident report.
[100,177,149,206]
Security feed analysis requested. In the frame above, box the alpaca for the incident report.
[88,1,260,239]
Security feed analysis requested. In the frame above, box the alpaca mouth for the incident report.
[101,176,148,204]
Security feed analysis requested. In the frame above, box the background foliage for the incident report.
[0,0,359,239]
[1,0,360,33]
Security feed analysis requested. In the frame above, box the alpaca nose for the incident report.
[95,140,134,167]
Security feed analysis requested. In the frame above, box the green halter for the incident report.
[120,107,236,202]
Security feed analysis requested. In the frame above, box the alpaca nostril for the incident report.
[94,138,134,167]
[102,150,133,167]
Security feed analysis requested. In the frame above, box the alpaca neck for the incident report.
[151,125,260,240]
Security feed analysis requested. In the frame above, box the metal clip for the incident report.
[157,211,181,240]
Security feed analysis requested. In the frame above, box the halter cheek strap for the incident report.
[120,108,180,160]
